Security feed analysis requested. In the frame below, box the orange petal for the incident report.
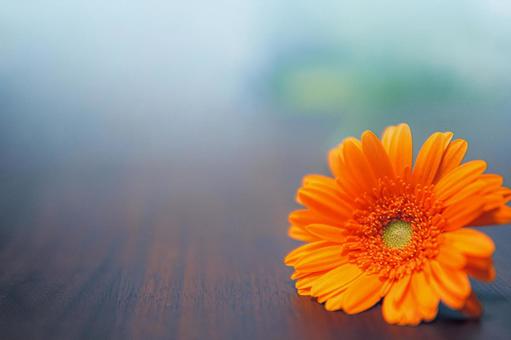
[442,196,485,231]
[335,174,361,203]
[297,288,311,296]
[434,160,487,201]
[317,281,352,304]
[466,262,496,282]
[417,304,438,323]
[381,123,412,178]
[284,240,334,266]
[294,245,346,272]
[411,271,439,322]
[482,193,508,211]
[343,273,384,314]
[342,138,377,194]
[297,187,352,220]
[383,276,425,326]
[464,255,493,271]
[443,179,487,207]
[332,144,364,200]
[436,243,466,269]
[295,271,327,290]
[310,263,363,297]
[289,209,344,229]
[382,275,411,324]
[306,224,346,243]
[443,228,495,258]
[460,291,482,319]
[470,205,511,226]
[324,289,348,311]
[476,179,511,212]
[302,174,348,201]
[413,132,452,185]
[434,138,467,182]
[291,270,318,280]
[431,261,470,297]
[399,289,421,326]
[288,225,319,242]
[361,130,395,180]
[478,174,504,194]
[502,187,511,200]
[328,144,343,178]
[380,278,392,296]
[429,261,469,309]
[302,174,354,211]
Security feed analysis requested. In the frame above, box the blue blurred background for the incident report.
[1,0,511,176]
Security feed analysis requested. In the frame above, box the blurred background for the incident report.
[1,1,511,338]
[2,0,511,174]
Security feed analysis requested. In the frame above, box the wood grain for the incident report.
[1,117,511,339]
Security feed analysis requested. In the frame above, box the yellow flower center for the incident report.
[382,220,413,249]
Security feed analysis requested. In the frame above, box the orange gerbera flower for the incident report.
[284,123,511,325]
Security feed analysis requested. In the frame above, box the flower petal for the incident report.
[284,240,334,266]
[343,273,384,314]
[429,261,470,309]
[436,243,466,269]
[460,291,482,319]
[434,160,487,201]
[361,130,395,180]
[294,245,346,272]
[328,144,343,178]
[442,197,485,231]
[460,291,483,319]
[302,174,348,201]
[289,209,343,229]
[297,187,352,220]
[317,282,351,304]
[288,225,319,242]
[324,289,348,311]
[434,138,467,182]
[297,288,311,296]
[306,224,346,243]
[310,263,363,297]
[443,228,495,258]
[399,289,421,326]
[381,123,412,178]
[443,180,487,207]
[342,138,377,194]
[382,275,411,324]
[295,271,328,290]
[413,132,452,185]
[411,271,439,322]
[465,255,496,282]
[470,204,511,226]
[431,261,470,297]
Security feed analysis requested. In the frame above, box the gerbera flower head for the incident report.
[284,123,511,325]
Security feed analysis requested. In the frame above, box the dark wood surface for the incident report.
[1,116,511,340]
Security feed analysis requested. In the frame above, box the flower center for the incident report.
[345,179,444,279]
[382,220,412,249]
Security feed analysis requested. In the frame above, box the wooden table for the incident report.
[1,115,510,339]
